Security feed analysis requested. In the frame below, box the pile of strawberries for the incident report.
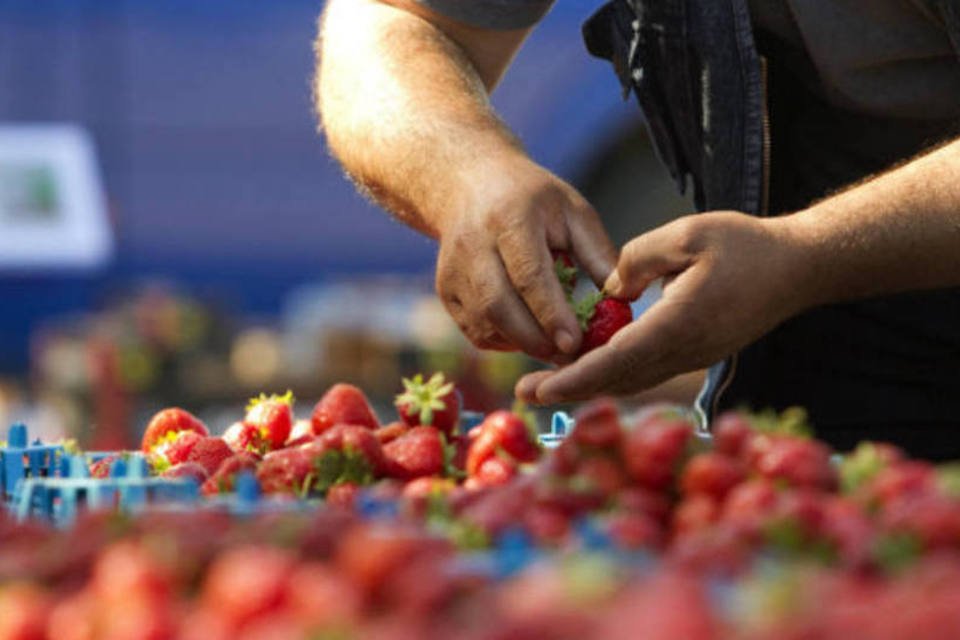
[128,373,543,503]
[9,382,960,638]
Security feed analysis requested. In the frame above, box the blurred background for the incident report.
[0,0,691,448]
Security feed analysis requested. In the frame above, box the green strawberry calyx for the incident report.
[554,254,579,298]
[511,399,543,449]
[840,442,889,494]
[395,372,455,427]
[573,291,605,331]
[246,390,295,415]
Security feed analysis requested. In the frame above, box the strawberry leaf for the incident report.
[246,389,295,414]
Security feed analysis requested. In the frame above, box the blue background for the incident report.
[0,1,641,370]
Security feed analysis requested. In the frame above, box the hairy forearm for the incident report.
[783,137,960,307]
[315,0,527,237]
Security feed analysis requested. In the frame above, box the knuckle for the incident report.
[473,293,501,320]
[672,216,708,254]
[510,259,545,295]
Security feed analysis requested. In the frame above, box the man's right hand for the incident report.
[316,0,615,361]
[435,151,617,360]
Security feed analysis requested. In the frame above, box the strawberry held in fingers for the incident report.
[395,372,461,436]
[576,293,633,355]
[551,249,579,296]
[140,407,209,454]
[244,390,294,450]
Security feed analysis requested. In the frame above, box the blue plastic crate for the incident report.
[10,452,200,525]
[1,423,67,501]
[540,411,574,449]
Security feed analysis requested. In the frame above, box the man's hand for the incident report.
[317,0,615,361]
[436,152,616,359]
[515,211,817,403]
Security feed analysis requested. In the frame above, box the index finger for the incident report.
[497,225,583,355]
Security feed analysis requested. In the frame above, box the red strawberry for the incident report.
[141,407,209,453]
[570,399,623,448]
[606,511,664,549]
[186,437,234,478]
[0,582,51,640]
[669,524,750,576]
[711,412,755,458]
[862,460,937,508]
[395,372,462,436]
[524,503,570,544]
[754,437,836,490]
[244,391,294,450]
[721,478,780,540]
[311,383,379,435]
[164,429,203,465]
[309,423,386,478]
[256,448,315,495]
[286,419,315,446]
[881,492,960,550]
[284,562,362,629]
[820,496,874,568]
[92,540,173,603]
[673,494,721,536]
[596,571,719,640]
[161,462,209,484]
[614,487,672,523]
[469,410,541,475]
[201,545,295,629]
[575,294,633,355]
[402,476,456,499]
[576,455,627,497]
[459,480,536,537]
[202,453,260,496]
[466,429,500,477]
[335,524,440,596]
[681,452,746,502]
[382,426,445,480]
[473,455,518,487]
[326,482,361,509]
[623,413,694,490]
[222,421,270,456]
[402,477,457,517]
[376,421,409,445]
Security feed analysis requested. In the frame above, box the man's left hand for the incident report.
[515,211,818,404]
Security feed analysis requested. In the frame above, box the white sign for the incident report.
[0,124,112,270]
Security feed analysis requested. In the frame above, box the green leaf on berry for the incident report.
[937,463,960,498]
[749,407,814,439]
[572,291,605,331]
[511,400,543,449]
[395,372,454,426]
[873,532,922,574]
[246,389,295,413]
[840,442,889,494]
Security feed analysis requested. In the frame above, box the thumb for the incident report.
[605,222,695,299]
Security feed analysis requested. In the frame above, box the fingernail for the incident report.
[605,271,623,297]
[555,330,576,354]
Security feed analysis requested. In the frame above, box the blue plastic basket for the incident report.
[0,423,67,501]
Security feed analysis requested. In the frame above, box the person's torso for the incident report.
[584,0,960,456]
